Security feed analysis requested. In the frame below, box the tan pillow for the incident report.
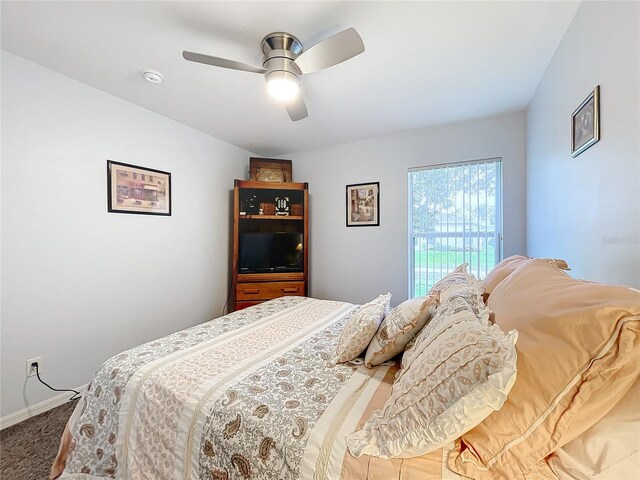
[481,254,530,295]
[334,293,391,363]
[482,255,571,297]
[348,286,517,459]
[364,292,439,368]
[449,259,640,479]
[547,374,640,479]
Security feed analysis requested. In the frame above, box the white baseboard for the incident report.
[0,384,87,430]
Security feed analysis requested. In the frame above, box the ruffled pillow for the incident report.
[364,291,439,368]
[429,263,477,302]
[334,293,391,363]
[347,286,517,459]
[402,276,483,371]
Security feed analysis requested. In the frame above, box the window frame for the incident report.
[408,157,503,298]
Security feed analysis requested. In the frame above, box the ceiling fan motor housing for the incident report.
[261,32,303,79]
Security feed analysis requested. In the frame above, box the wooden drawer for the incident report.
[235,301,263,311]
[236,281,305,301]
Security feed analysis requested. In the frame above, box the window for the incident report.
[409,158,502,297]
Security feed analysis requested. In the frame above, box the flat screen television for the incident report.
[239,232,304,273]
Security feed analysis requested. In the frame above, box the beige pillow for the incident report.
[548,374,640,480]
[334,293,391,363]
[482,255,570,298]
[348,286,517,459]
[449,259,640,479]
[481,254,530,295]
[364,292,439,368]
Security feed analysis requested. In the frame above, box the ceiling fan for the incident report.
[182,28,365,122]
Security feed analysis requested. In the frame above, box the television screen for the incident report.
[239,232,303,273]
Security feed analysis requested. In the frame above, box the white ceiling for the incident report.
[1,1,580,156]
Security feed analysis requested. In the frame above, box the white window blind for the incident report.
[409,158,502,297]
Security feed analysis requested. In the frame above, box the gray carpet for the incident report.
[0,399,79,480]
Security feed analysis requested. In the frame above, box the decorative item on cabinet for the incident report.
[275,196,290,216]
[249,157,293,182]
[291,203,302,216]
[260,202,276,215]
[241,194,259,215]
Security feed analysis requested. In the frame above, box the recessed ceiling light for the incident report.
[142,70,164,84]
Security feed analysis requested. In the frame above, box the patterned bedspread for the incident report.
[55,297,464,480]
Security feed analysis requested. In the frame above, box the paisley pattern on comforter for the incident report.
[62,297,359,479]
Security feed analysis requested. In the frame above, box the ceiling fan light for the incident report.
[266,71,300,101]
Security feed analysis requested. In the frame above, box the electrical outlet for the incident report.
[26,356,42,378]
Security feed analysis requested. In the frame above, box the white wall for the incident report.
[285,112,526,305]
[527,1,640,286]
[0,52,249,417]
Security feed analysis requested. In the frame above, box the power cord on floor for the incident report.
[222,278,234,316]
[33,362,82,401]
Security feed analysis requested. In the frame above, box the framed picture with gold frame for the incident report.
[571,85,600,157]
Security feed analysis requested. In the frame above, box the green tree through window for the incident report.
[409,159,502,296]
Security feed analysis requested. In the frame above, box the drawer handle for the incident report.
[243,288,260,294]
[282,287,298,293]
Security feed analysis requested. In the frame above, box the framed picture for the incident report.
[571,85,600,157]
[346,182,380,227]
[107,160,171,215]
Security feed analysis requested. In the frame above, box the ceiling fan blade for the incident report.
[294,28,365,74]
[182,51,266,74]
[285,95,308,121]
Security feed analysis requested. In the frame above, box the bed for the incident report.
[51,296,465,480]
[51,257,640,480]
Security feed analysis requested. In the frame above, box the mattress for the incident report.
[53,297,467,480]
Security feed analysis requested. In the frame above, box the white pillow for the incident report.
[334,293,391,363]
[401,283,484,372]
[347,286,517,459]
[364,292,439,368]
[429,263,478,302]
[548,375,640,480]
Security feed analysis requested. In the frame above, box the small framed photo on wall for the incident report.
[107,160,171,215]
[346,182,380,227]
[571,85,600,157]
